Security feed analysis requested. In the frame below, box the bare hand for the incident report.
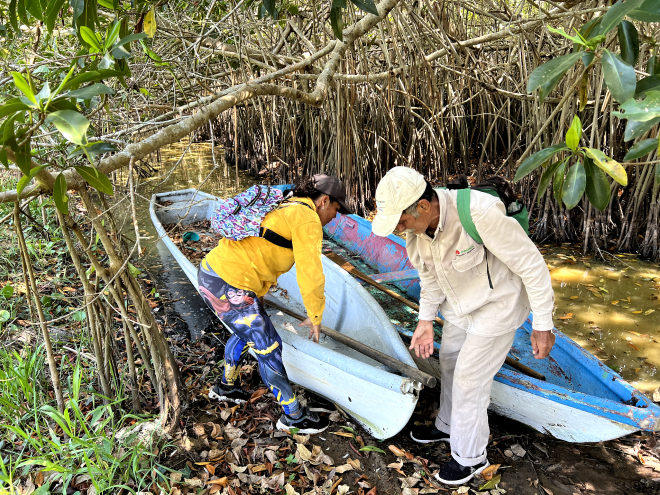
[298,317,321,343]
[531,330,555,359]
[409,320,435,359]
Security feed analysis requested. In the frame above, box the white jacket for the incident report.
[407,188,555,336]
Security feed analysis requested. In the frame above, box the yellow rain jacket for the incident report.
[202,197,325,324]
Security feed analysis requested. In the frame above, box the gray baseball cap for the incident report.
[312,174,353,214]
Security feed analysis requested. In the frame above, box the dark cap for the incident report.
[312,174,353,214]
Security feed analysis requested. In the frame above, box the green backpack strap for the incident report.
[456,188,483,244]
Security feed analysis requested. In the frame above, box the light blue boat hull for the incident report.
[324,212,660,442]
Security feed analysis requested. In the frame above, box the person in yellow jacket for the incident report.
[198,175,351,434]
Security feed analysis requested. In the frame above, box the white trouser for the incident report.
[435,322,516,466]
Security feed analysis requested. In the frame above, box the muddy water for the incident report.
[545,245,660,393]
[114,141,256,338]
[117,142,660,394]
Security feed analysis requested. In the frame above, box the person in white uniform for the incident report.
[371,167,556,485]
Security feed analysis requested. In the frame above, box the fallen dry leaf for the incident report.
[389,445,406,457]
[207,477,228,486]
[335,464,354,474]
[332,432,355,438]
[249,388,268,403]
[387,460,404,470]
[34,471,44,487]
[480,463,501,481]
[347,458,361,470]
[206,464,216,476]
[558,313,573,320]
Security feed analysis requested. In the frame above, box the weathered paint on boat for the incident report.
[149,189,419,439]
[324,212,660,442]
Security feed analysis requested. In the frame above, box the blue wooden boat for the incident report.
[324,212,660,442]
[150,189,420,440]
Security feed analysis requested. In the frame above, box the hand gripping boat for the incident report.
[150,189,420,439]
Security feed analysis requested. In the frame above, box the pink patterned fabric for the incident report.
[210,185,284,241]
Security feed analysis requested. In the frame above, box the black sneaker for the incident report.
[208,383,251,404]
[434,458,489,485]
[410,424,450,444]
[276,408,330,434]
[306,395,337,414]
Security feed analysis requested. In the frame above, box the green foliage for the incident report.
[624,138,659,161]
[565,115,582,151]
[514,143,569,182]
[601,49,636,104]
[584,157,611,211]
[0,346,168,494]
[617,20,639,67]
[53,173,69,214]
[562,161,586,209]
[521,0,660,211]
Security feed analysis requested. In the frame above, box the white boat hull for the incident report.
[150,189,419,439]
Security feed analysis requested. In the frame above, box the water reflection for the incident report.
[113,141,256,338]
[546,246,660,393]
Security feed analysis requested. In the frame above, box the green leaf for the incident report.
[537,158,567,204]
[548,26,584,45]
[0,102,30,120]
[12,72,36,104]
[333,0,347,8]
[26,0,43,20]
[601,49,636,104]
[538,66,569,103]
[113,32,147,48]
[128,262,141,277]
[0,310,10,324]
[45,110,89,145]
[562,162,587,209]
[565,115,582,151]
[80,26,102,51]
[584,156,611,211]
[46,0,67,32]
[624,138,658,161]
[17,164,48,198]
[0,148,7,169]
[75,166,113,195]
[594,0,645,36]
[62,69,124,90]
[554,160,567,204]
[617,20,639,67]
[514,143,570,182]
[53,173,69,214]
[262,0,276,18]
[14,140,32,176]
[479,474,501,491]
[348,0,378,16]
[635,75,660,99]
[584,148,628,186]
[615,91,660,122]
[64,83,114,99]
[68,141,117,158]
[105,20,121,48]
[8,0,18,32]
[527,52,584,95]
[330,5,343,41]
[627,0,660,22]
[624,116,660,142]
[359,446,386,454]
[1,285,14,299]
[340,425,357,434]
[287,4,298,14]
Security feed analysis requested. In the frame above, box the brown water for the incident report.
[118,141,660,394]
[545,245,660,393]
[114,141,256,338]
